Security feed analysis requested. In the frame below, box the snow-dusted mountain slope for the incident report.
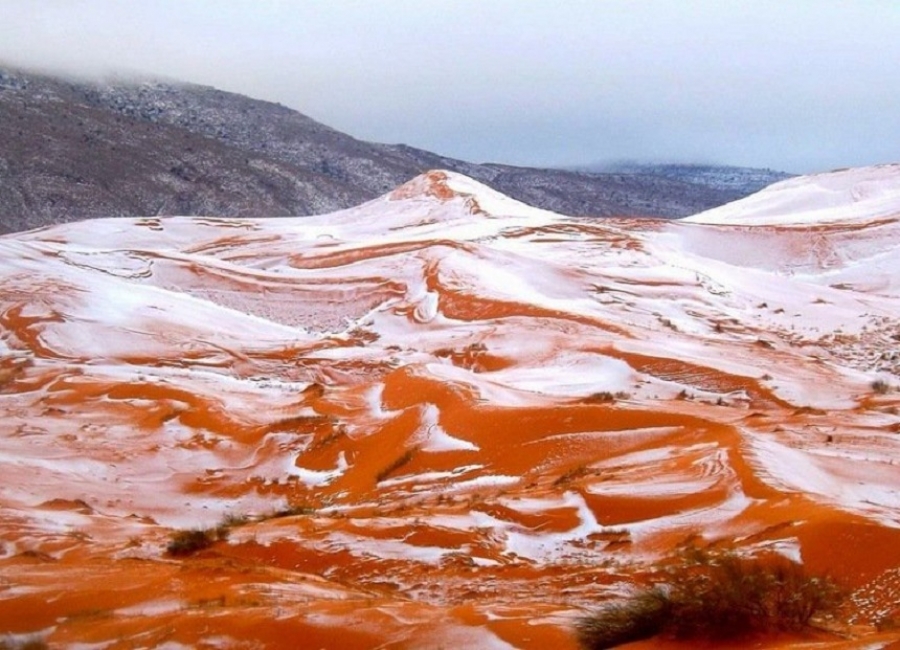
[0,64,755,235]
[1,170,899,648]
[586,162,793,194]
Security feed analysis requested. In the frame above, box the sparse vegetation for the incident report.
[376,447,416,483]
[872,378,891,394]
[435,342,490,371]
[553,464,591,486]
[585,390,631,404]
[264,504,316,519]
[659,317,678,331]
[166,525,230,556]
[576,552,842,649]
[576,589,671,650]
[219,512,250,528]
[309,424,348,451]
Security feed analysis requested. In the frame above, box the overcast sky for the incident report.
[2,0,899,173]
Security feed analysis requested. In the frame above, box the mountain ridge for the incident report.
[586,161,795,194]
[0,64,787,234]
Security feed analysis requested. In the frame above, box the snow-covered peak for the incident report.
[683,163,900,226]
[387,169,554,219]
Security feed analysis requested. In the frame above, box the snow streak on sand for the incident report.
[1,168,900,648]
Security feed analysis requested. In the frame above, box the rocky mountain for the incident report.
[1,167,899,647]
[581,162,794,195]
[0,65,779,234]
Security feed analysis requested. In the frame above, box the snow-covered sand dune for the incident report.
[1,169,899,648]
[684,163,900,226]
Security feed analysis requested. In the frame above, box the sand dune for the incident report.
[1,169,899,647]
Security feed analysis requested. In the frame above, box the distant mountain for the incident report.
[1,65,780,234]
[577,162,794,196]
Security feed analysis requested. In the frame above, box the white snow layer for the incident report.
[684,164,900,226]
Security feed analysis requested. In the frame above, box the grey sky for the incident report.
[2,0,898,173]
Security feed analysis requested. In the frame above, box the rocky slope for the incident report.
[1,65,773,234]
[582,162,794,195]
[0,167,898,648]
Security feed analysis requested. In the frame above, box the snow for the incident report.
[290,452,350,487]
[749,434,900,526]
[483,350,635,397]
[450,475,521,491]
[684,164,900,226]
[422,362,555,407]
[415,404,479,452]
[441,171,560,221]
[424,491,605,562]
[116,599,185,617]
[408,625,518,650]
[624,489,757,544]
[376,465,483,488]
[326,531,451,565]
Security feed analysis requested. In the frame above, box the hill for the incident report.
[685,163,900,226]
[1,65,777,234]
[580,161,794,195]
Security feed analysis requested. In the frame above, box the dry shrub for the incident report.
[664,553,841,638]
[166,525,229,556]
[576,553,842,649]
[576,589,670,650]
[263,504,316,520]
[376,447,416,483]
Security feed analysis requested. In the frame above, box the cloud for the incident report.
[1,0,898,172]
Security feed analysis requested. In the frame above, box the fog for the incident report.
[2,0,899,172]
